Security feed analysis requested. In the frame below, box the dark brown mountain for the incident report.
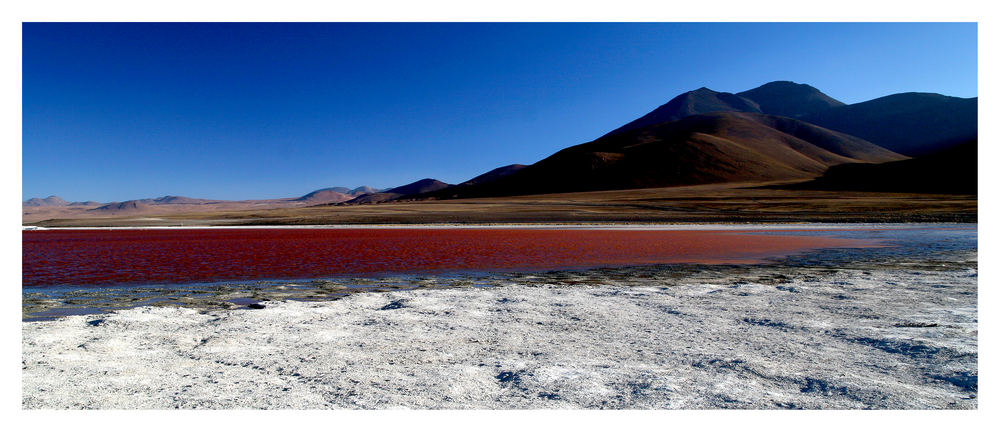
[737,81,845,118]
[461,164,526,186]
[401,165,527,201]
[345,179,451,204]
[801,92,977,156]
[786,139,976,194]
[424,112,905,199]
[23,196,69,207]
[603,87,761,137]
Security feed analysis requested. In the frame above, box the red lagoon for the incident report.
[22,228,871,287]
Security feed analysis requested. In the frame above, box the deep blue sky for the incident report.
[23,22,977,202]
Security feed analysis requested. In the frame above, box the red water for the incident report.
[22,228,870,287]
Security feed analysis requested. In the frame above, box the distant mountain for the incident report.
[349,186,381,195]
[346,179,451,204]
[461,164,527,186]
[67,201,102,207]
[297,186,383,204]
[424,112,905,199]
[801,93,977,156]
[384,178,450,196]
[89,200,153,214]
[787,139,976,194]
[604,87,761,137]
[146,196,217,205]
[296,188,354,204]
[400,165,527,201]
[23,196,69,207]
[737,81,845,118]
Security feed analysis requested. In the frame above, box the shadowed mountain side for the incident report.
[603,87,762,137]
[344,179,451,204]
[737,81,845,118]
[461,164,527,186]
[785,140,977,194]
[801,93,977,157]
[421,112,906,200]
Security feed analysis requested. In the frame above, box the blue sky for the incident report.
[22,22,977,202]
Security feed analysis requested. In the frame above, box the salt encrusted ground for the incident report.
[22,260,977,409]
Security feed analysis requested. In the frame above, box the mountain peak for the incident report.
[387,178,450,195]
[737,81,845,118]
[23,196,69,207]
[603,87,761,137]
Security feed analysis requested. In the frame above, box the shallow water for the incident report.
[23,227,874,286]
[21,224,976,321]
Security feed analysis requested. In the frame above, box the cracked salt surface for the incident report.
[22,259,977,409]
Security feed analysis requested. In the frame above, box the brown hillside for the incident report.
[428,112,906,199]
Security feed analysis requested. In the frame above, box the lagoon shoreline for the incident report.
[22,253,978,409]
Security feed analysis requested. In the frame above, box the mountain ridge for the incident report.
[419,111,906,200]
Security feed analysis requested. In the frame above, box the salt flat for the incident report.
[22,260,977,409]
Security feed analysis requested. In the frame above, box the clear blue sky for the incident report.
[23,22,977,202]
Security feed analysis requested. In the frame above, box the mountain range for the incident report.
[24,80,977,223]
[408,81,974,201]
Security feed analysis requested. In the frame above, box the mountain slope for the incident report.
[801,93,977,156]
[24,196,69,207]
[349,186,381,195]
[787,139,976,194]
[297,186,384,204]
[346,179,451,204]
[604,87,761,137]
[737,81,845,118]
[296,188,353,204]
[461,164,527,186]
[426,112,905,199]
[88,200,153,215]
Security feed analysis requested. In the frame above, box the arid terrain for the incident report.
[27,181,976,227]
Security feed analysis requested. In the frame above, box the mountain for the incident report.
[606,83,976,158]
[23,196,69,207]
[801,93,977,156]
[297,186,384,204]
[604,87,761,137]
[399,165,527,201]
[88,200,153,214]
[423,112,905,199]
[737,81,845,118]
[461,164,527,186]
[346,179,451,204]
[787,139,976,194]
[296,188,354,204]
[349,186,381,195]
[147,196,216,205]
